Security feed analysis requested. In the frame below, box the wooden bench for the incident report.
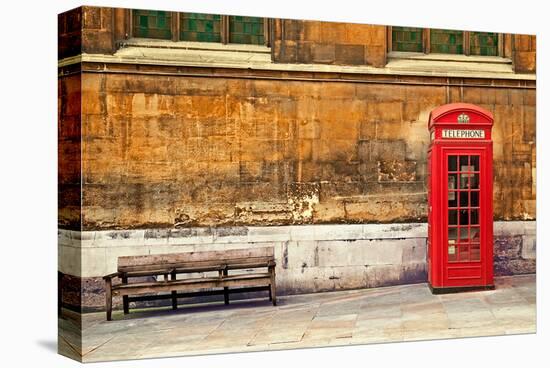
[103,247,276,321]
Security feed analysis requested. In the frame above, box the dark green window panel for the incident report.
[229,16,264,45]
[180,13,221,42]
[470,32,498,56]
[430,29,463,54]
[132,10,172,40]
[392,27,423,52]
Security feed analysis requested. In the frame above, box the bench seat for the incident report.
[104,247,276,320]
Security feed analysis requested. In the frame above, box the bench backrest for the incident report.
[117,247,275,273]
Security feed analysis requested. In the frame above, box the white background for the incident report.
[0,0,547,366]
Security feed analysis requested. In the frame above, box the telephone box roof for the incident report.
[429,103,493,129]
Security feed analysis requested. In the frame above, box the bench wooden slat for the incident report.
[117,247,274,268]
[113,274,272,296]
[127,286,271,302]
[113,273,271,290]
[122,269,174,278]
[118,256,274,273]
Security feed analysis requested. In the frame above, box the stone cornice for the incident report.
[58,46,536,83]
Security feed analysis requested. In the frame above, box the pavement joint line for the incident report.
[81,335,116,358]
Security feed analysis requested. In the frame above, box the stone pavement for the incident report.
[59,274,536,362]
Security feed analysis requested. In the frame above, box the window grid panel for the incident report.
[180,13,222,42]
[132,10,172,40]
[392,27,423,52]
[470,32,499,56]
[430,29,463,54]
[448,154,481,263]
[229,16,264,45]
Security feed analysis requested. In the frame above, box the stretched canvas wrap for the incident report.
[58,5,537,362]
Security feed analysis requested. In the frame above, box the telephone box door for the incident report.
[444,148,490,287]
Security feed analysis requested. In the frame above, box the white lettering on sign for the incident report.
[442,129,485,139]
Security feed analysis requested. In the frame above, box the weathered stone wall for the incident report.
[58,7,82,60]
[76,71,535,230]
[81,6,116,55]
[58,73,81,230]
[514,34,536,73]
[58,6,116,59]
[272,19,386,67]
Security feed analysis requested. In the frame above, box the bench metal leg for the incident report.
[171,271,178,310]
[105,278,113,321]
[269,266,277,306]
[122,275,129,314]
[123,296,129,314]
[58,271,63,317]
[223,269,229,305]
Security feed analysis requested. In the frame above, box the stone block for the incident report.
[344,24,370,44]
[314,139,358,163]
[365,45,386,67]
[401,238,427,264]
[400,262,427,284]
[366,102,403,124]
[335,44,365,65]
[311,43,336,64]
[303,21,321,42]
[92,229,145,247]
[285,241,317,269]
[289,225,317,241]
[521,235,536,259]
[58,244,82,276]
[313,224,364,241]
[494,221,528,237]
[359,120,376,140]
[364,239,405,265]
[363,223,427,240]
[104,245,150,275]
[167,228,214,245]
[331,265,369,290]
[370,140,406,161]
[212,226,249,244]
[365,264,402,288]
[377,160,417,182]
[247,226,290,243]
[146,243,195,255]
[277,267,336,294]
[296,42,312,63]
[297,119,321,139]
[319,22,347,44]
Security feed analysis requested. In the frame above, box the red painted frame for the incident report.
[427,103,494,292]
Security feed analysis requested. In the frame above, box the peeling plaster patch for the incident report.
[107,231,130,239]
[282,241,289,269]
[174,210,194,228]
[234,202,293,225]
[287,183,320,223]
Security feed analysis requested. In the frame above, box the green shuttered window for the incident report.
[229,16,264,45]
[131,9,267,46]
[180,13,222,42]
[391,27,501,57]
[430,29,463,54]
[470,32,498,56]
[132,10,172,40]
[392,27,423,52]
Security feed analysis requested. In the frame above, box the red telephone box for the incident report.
[427,103,494,293]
